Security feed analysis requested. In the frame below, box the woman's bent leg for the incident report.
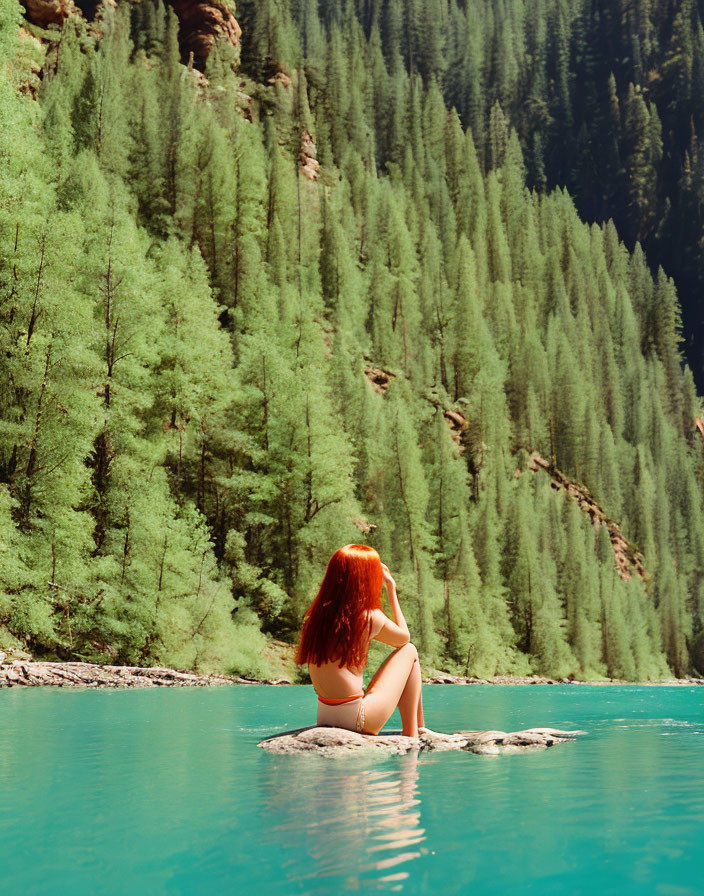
[417,679,425,729]
[362,642,421,737]
[396,655,422,736]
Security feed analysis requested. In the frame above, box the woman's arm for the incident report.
[370,564,410,648]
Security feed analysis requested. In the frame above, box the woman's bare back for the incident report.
[308,659,365,699]
[308,611,375,699]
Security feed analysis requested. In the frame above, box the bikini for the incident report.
[315,689,366,733]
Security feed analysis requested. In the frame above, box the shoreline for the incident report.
[421,671,704,686]
[0,658,702,688]
[0,658,293,688]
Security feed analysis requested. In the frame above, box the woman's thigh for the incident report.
[361,642,418,735]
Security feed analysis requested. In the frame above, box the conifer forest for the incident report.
[2,0,704,681]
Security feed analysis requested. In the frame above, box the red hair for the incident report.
[295,544,384,669]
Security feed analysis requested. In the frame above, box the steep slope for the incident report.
[1,0,702,680]
[238,0,704,393]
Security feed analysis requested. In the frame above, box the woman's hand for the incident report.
[379,563,408,637]
[381,563,397,594]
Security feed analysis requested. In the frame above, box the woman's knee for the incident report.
[386,641,417,664]
[399,641,418,663]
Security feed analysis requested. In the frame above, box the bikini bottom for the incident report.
[317,696,366,733]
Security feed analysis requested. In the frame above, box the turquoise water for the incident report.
[0,684,702,895]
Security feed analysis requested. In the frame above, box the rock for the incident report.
[258,726,419,757]
[20,0,75,29]
[420,672,581,685]
[299,128,319,181]
[364,362,395,395]
[528,451,648,583]
[257,725,587,756]
[468,743,503,755]
[424,669,465,684]
[300,157,319,181]
[267,68,292,89]
[234,89,253,121]
[0,661,272,688]
[444,408,468,452]
[417,726,469,751]
[19,0,240,72]
[169,0,241,69]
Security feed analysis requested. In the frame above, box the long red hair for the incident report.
[294,544,384,669]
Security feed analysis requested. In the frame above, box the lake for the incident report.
[0,684,702,894]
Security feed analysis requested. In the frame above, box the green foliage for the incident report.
[0,0,702,682]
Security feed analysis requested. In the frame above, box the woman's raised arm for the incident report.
[370,565,410,647]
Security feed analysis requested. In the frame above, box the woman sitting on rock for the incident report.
[295,544,426,737]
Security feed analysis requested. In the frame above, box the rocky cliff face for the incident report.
[299,128,318,181]
[169,0,240,69]
[20,0,75,28]
[527,453,648,583]
[19,0,241,70]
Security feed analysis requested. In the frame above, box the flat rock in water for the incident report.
[258,725,587,756]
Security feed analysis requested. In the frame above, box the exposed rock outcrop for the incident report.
[299,128,319,181]
[352,515,377,534]
[422,670,703,684]
[528,452,648,582]
[235,80,254,121]
[364,362,395,395]
[444,407,468,450]
[258,725,587,756]
[20,0,75,28]
[0,658,292,687]
[267,67,292,89]
[170,0,240,70]
[3,657,698,688]
[20,0,240,71]
[423,670,579,684]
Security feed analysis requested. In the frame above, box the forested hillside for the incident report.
[1,0,703,679]
[259,0,704,393]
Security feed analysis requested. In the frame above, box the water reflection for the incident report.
[258,748,426,892]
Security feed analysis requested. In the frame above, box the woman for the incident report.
[294,544,425,737]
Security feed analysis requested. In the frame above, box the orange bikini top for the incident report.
[315,690,364,705]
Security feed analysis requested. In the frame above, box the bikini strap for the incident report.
[316,693,364,705]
